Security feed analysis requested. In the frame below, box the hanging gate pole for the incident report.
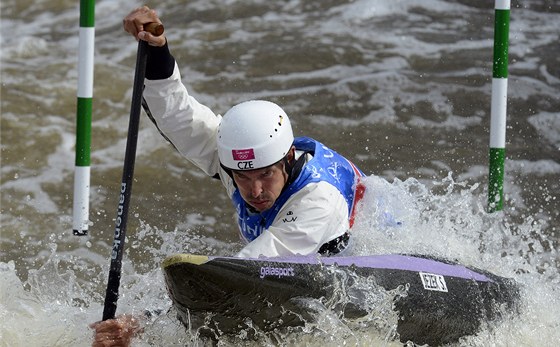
[488,0,510,212]
[73,0,95,235]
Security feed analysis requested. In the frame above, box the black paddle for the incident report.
[102,22,164,321]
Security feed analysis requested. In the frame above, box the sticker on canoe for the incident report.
[259,266,295,279]
[419,272,448,292]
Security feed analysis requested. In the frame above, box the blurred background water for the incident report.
[1,0,559,345]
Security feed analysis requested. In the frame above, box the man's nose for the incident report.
[251,180,263,198]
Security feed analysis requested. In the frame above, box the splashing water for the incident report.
[1,174,558,346]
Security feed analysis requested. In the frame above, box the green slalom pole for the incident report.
[488,0,510,212]
[73,0,95,235]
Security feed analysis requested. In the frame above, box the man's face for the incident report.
[232,162,288,212]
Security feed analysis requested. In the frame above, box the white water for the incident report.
[1,0,559,345]
[1,176,559,346]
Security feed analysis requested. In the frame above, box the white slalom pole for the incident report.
[73,0,95,235]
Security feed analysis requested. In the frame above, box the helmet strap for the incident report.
[219,163,236,188]
[284,150,307,186]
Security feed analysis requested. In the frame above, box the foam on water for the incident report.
[528,112,560,149]
[1,0,558,345]
[2,175,559,346]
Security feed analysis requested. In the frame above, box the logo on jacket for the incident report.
[282,210,297,223]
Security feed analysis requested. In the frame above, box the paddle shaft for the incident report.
[102,23,163,321]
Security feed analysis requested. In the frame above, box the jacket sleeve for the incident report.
[235,181,350,258]
[142,49,222,177]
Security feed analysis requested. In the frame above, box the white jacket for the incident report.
[143,63,350,258]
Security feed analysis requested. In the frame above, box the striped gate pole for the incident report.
[73,0,95,235]
[488,0,510,212]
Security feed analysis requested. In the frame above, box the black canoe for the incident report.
[162,253,519,346]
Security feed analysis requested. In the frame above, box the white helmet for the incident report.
[217,100,294,171]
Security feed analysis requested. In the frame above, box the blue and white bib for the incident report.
[232,137,364,242]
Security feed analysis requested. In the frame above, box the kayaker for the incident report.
[123,6,365,259]
[92,6,366,346]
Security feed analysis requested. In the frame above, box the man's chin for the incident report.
[250,201,271,212]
